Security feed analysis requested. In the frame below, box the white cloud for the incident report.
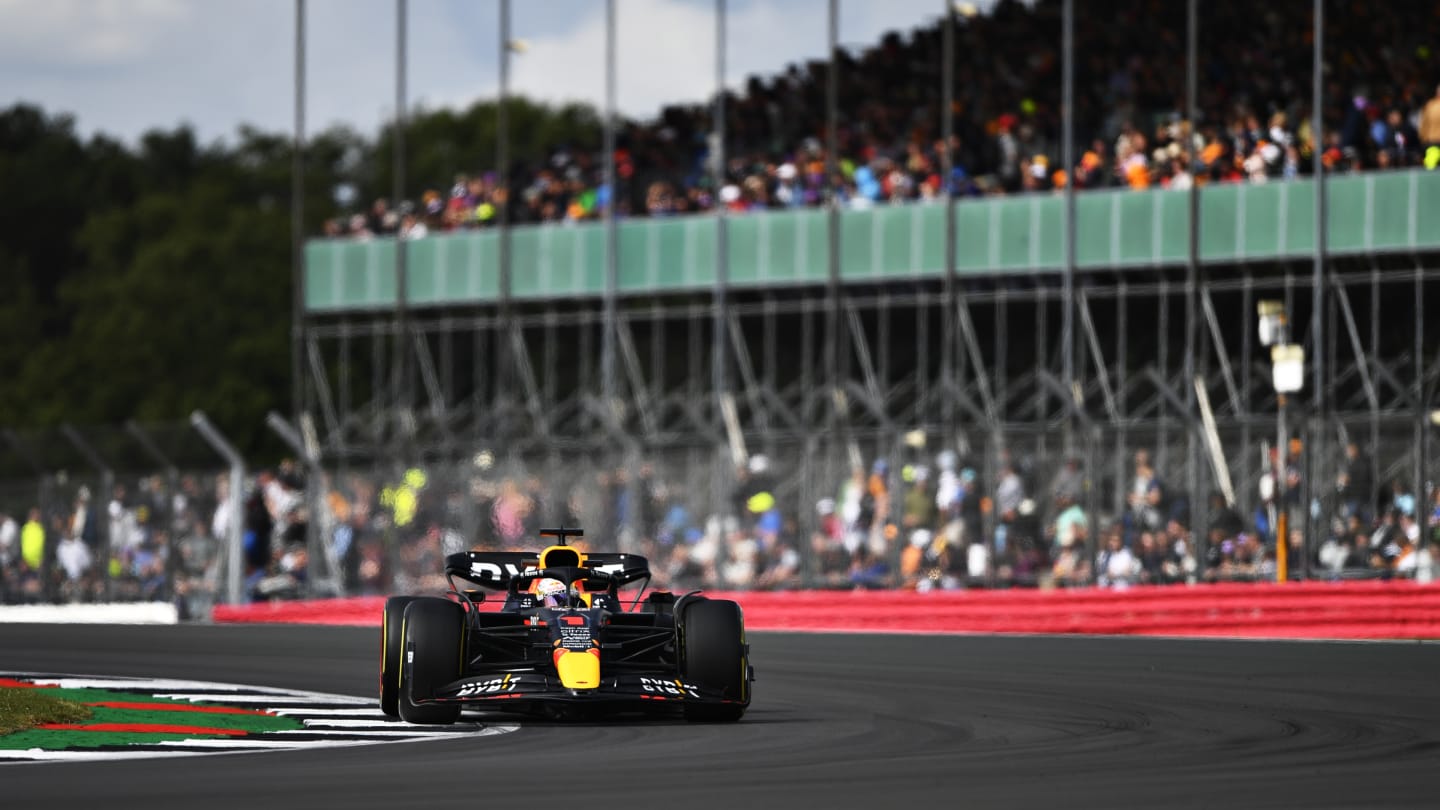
[505,0,950,118]
[0,0,191,65]
[0,0,966,143]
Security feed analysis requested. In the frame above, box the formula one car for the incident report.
[380,528,752,723]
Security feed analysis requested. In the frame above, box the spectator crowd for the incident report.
[0,464,311,617]
[325,0,1440,240]
[798,440,1435,593]
[316,437,1438,597]
[3,435,1435,613]
[0,476,222,612]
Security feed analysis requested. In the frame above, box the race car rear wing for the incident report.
[444,550,652,590]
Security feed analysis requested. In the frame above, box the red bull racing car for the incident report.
[380,528,752,723]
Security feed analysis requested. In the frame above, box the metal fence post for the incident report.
[190,411,246,605]
[60,424,115,601]
[266,411,337,596]
[127,420,182,601]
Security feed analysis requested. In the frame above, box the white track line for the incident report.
[156,727,513,748]
[152,694,371,705]
[156,739,364,749]
[270,730,446,737]
[35,678,311,692]
[0,750,192,762]
[269,708,391,717]
[297,718,426,728]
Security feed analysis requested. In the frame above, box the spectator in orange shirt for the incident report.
[1421,84,1440,170]
[1421,84,1440,145]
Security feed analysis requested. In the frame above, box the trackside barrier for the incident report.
[211,582,1440,639]
[0,602,179,624]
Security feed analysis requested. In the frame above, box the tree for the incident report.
[0,97,604,458]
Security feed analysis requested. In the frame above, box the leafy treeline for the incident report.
[0,98,600,456]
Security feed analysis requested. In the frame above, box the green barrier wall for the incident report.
[305,169,1440,311]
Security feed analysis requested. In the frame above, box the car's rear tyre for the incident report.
[678,598,749,722]
[380,595,417,717]
[398,598,464,725]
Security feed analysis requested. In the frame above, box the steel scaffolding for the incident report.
[301,254,1440,567]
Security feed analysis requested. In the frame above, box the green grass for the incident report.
[0,687,91,736]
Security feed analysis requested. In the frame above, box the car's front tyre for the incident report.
[397,597,464,725]
[678,598,749,722]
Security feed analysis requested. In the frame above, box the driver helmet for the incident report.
[534,577,568,607]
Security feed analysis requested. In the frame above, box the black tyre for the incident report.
[398,598,464,725]
[679,598,749,722]
[379,595,417,717]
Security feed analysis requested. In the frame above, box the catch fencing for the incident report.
[5,414,1436,618]
[316,414,1439,599]
[0,420,240,618]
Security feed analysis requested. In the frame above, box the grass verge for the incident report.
[0,687,92,736]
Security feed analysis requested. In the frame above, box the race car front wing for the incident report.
[421,671,745,709]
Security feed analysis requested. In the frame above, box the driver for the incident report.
[534,577,570,608]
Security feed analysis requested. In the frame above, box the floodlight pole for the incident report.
[600,0,619,418]
[825,0,843,488]
[1060,0,1075,458]
[713,0,729,429]
[1305,0,1325,581]
[497,0,514,423]
[1184,0,1205,578]
[391,0,411,459]
[940,0,957,448]
[292,0,307,427]
[712,0,732,524]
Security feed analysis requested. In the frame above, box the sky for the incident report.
[0,0,981,146]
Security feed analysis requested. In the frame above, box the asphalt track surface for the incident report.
[1,625,1436,809]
